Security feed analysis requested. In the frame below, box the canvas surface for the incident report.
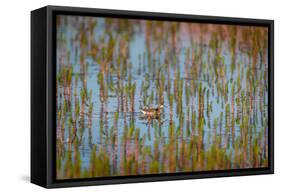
[55,15,269,179]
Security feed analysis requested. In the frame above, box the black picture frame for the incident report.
[31,5,274,188]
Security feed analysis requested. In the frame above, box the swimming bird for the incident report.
[140,104,164,117]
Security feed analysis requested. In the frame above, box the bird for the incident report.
[140,104,164,118]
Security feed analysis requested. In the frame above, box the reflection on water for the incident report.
[56,15,268,179]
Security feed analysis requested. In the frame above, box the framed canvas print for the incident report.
[31,5,274,188]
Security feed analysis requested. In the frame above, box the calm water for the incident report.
[56,15,268,179]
